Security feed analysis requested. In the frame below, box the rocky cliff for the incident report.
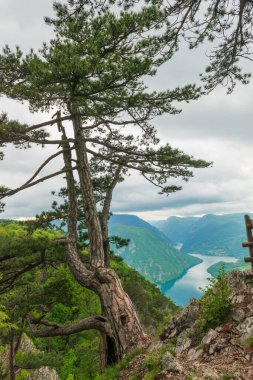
[110,270,253,380]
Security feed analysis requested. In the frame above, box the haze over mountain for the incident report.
[109,214,201,284]
[152,213,250,257]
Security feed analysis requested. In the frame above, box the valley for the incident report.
[110,213,251,305]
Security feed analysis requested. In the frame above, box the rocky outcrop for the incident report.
[159,270,253,380]
[0,334,60,380]
[161,298,200,340]
[162,351,184,373]
[28,367,59,380]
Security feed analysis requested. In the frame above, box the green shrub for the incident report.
[200,266,231,328]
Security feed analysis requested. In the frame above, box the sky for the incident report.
[0,0,253,221]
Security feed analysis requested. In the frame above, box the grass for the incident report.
[219,372,236,380]
[94,348,145,380]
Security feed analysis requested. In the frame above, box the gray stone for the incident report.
[28,367,60,380]
[202,329,219,345]
[176,328,192,355]
[20,334,40,354]
[187,348,203,360]
[161,298,200,340]
[232,308,245,322]
[238,316,253,344]
[162,351,184,373]
[202,367,219,379]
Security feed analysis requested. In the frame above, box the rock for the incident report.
[28,367,60,380]
[202,329,219,345]
[162,351,184,373]
[175,328,192,355]
[161,298,200,340]
[159,270,253,380]
[237,316,253,344]
[20,334,40,354]
[187,348,203,360]
[202,367,219,379]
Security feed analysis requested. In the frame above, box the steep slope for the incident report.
[99,270,253,380]
[110,214,173,244]
[109,215,201,284]
[153,213,250,257]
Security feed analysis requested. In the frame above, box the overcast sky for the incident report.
[1,0,253,221]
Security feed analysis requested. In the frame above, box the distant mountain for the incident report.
[110,214,173,244]
[152,216,199,245]
[152,213,250,257]
[109,214,201,284]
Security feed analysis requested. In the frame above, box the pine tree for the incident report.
[0,0,209,368]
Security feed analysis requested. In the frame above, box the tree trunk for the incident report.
[9,334,16,380]
[71,112,105,268]
[100,165,122,267]
[97,267,149,369]
[63,111,149,368]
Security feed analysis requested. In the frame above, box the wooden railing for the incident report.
[242,214,253,270]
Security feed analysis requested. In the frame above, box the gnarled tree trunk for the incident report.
[97,267,149,368]
[58,112,149,369]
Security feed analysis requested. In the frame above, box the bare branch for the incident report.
[0,166,78,200]
[29,316,112,337]
[26,115,73,132]
[20,149,73,189]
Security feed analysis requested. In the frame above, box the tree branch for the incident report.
[26,115,73,132]
[0,166,77,200]
[29,316,112,337]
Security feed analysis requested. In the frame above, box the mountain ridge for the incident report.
[109,214,201,284]
[151,213,251,257]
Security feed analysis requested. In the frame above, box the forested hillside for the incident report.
[0,221,177,379]
[207,258,250,277]
[109,215,201,284]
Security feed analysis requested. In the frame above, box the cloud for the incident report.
[1,1,253,221]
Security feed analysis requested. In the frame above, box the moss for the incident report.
[246,337,253,348]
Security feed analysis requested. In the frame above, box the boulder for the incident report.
[162,351,184,373]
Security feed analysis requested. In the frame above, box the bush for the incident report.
[200,266,231,328]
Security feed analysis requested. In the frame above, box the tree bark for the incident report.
[9,334,16,380]
[30,316,112,338]
[61,111,149,368]
[97,267,149,369]
[100,165,122,267]
[72,113,105,268]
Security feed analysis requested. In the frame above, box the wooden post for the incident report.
[242,214,253,270]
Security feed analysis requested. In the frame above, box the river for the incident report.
[161,254,238,306]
